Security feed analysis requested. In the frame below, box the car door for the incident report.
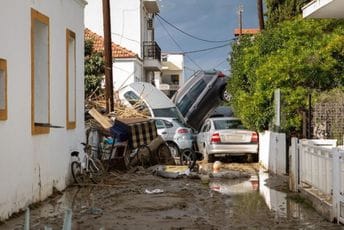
[162,119,175,141]
[155,119,168,140]
[197,120,210,152]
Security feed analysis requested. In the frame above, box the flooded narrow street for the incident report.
[2,163,343,229]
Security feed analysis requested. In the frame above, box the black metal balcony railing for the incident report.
[143,41,161,62]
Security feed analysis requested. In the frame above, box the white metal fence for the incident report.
[299,141,333,195]
[289,138,344,223]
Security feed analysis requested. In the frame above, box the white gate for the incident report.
[332,149,344,224]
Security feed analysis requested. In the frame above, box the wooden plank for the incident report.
[88,108,113,129]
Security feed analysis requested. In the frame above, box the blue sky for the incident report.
[155,0,259,78]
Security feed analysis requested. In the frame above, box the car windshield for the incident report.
[213,119,246,130]
[176,79,206,115]
[152,107,185,124]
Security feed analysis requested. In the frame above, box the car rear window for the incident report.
[152,107,184,124]
[213,119,246,130]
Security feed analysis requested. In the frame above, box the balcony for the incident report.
[143,0,159,14]
[302,0,344,18]
[143,41,161,71]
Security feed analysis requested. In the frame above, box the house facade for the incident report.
[159,53,185,98]
[0,0,86,220]
[84,28,142,90]
[85,0,162,89]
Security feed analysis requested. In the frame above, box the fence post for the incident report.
[332,148,340,223]
[24,207,30,230]
[62,208,72,230]
[289,137,299,192]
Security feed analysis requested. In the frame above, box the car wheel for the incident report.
[247,154,253,163]
[166,142,179,158]
[221,88,231,102]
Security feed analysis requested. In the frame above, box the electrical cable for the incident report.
[184,43,231,54]
[157,17,203,70]
[157,14,234,43]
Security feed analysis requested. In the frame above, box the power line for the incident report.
[213,59,228,69]
[184,43,231,54]
[111,32,140,44]
[157,17,203,70]
[157,14,233,43]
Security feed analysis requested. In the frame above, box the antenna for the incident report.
[237,4,244,36]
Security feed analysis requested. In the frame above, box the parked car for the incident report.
[153,117,194,157]
[209,106,234,118]
[118,82,185,125]
[171,70,230,131]
[197,117,258,163]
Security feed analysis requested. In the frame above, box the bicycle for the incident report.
[71,142,105,185]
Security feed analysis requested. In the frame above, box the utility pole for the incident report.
[257,0,265,30]
[237,5,244,36]
[102,0,114,113]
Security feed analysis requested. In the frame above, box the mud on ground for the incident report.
[2,162,342,230]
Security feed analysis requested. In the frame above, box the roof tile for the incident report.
[84,28,137,58]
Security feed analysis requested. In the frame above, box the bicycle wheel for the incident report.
[157,143,175,165]
[100,146,113,172]
[71,161,84,185]
[136,145,152,168]
[89,158,105,183]
[180,148,197,169]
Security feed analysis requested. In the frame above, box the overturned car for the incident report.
[172,70,230,131]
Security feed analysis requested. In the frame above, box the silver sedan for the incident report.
[197,117,258,163]
[153,117,194,157]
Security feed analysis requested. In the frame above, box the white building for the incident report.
[85,28,143,90]
[0,0,86,220]
[159,53,185,98]
[303,0,344,18]
[85,0,162,89]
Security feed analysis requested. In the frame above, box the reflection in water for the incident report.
[209,170,306,223]
[210,178,257,195]
[259,172,287,217]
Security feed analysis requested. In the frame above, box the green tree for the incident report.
[265,0,311,28]
[228,18,344,134]
[84,39,104,98]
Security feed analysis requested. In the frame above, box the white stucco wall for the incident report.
[259,131,286,175]
[0,0,85,220]
[85,0,145,57]
[113,58,143,90]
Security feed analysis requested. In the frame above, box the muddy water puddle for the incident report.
[208,170,343,229]
[2,166,344,229]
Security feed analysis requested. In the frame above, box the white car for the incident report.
[118,82,185,125]
[153,117,193,157]
[197,117,259,163]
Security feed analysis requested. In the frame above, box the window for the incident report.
[31,9,50,135]
[155,119,165,129]
[214,119,246,130]
[66,29,76,129]
[161,54,167,62]
[171,74,179,84]
[124,91,151,116]
[152,107,184,125]
[0,59,7,120]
